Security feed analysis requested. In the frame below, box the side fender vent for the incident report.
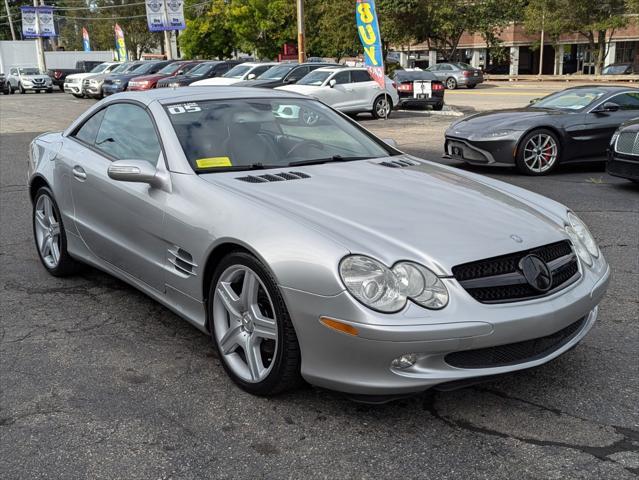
[168,247,198,277]
[236,171,310,183]
[379,159,419,168]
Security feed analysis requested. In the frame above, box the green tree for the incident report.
[226,0,296,59]
[180,0,236,59]
[306,0,360,60]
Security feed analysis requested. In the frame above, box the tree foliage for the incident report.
[180,0,236,59]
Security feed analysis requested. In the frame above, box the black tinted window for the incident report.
[333,71,350,84]
[288,66,309,81]
[611,92,639,110]
[252,65,271,77]
[351,70,372,82]
[95,104,161,164]
[74,109,106,145]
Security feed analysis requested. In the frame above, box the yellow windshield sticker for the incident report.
[196,157,232,168]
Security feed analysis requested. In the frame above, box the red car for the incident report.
[128,60,203,91]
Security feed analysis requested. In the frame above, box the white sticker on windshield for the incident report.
[168,103,202,115]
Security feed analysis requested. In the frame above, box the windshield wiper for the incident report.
[198,163,281,173]
[288,155,369,167]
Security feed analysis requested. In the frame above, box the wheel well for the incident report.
[374,94,393,108]
[201,242,251,329]
[29,176,49,202]
[515,126,564,160]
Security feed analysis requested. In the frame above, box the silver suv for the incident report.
[6,65,53,93]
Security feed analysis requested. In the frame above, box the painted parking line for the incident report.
[446,90,556,96]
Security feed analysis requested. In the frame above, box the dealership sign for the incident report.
[145,0,185,32]
[355,0,384,89]
[21,6,57,38]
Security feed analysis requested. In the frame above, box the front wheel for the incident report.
[445,77,457,90]
[432,103,444,111]
[72,93,83,98]
[372,95,392,119]
[47,88,53,93]
[19,83,26,94]
[33,187,83,276]
[209,252,302,395]
[466,84,477,89]
[516,129,561,175]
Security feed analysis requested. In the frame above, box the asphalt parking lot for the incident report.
[1,87,638,479]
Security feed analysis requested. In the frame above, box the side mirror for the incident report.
[108,160,161,187]
[595,102,620,113]
[328,79,337,88]
[284,77,297,84]
[247,73,256,80]
[529,98,541,105]
[382,138,397,148]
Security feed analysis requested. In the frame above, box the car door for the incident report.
[578,92,639,158]
[349,69,381,110]
[62,102,168,291]
[319,70,354,110]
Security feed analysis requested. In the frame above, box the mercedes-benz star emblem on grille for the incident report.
[519,254,552,292]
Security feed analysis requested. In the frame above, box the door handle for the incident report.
[72,165,87,181]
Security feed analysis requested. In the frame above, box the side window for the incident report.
[216,64,231,74]
[332,71,351,85]
[73,109,106,145]
[611,93,639,110]
[288,66,309,81]
[10,68,17,75]
[252,65,270,77]
[94,103,161,164]
[351,70,372,83]
[439,64,452,71]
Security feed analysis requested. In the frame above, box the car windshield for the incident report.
[158,62,182,75]
[133,62,159,74]
[223,64,252,78]
[19,68,40,75]
[531,88,608,111]
[602,65,629,74]
[165,98,394,172]
[188,63,216,76]
[125,63,146,73]
[110,63,129,73]
[296,70,331,86]
[258,65,296,80]
[90,64,109,74]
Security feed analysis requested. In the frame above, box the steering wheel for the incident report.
[286,139,324,158]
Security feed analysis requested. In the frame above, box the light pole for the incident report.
[34,0,46,71]
[296,0,305,63]
[538,5,545,76]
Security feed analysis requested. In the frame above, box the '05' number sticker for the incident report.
[168,103,201,115]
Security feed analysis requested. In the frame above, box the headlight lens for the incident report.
[339,255,449,312]
[565,212,599,267]
[471,129,518,139]
[610,127,621,147]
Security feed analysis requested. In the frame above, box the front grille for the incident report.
[82,79,90,87]
[445,316,587,368]
[615,130,639,156]
[103,79,113,85]
[452,240,580,304]
[446,139,490,163]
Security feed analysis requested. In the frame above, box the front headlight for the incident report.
[89,79,98,84]
[470,129,519,140]
[610,127,621,147]
[565,212,599,267]
[339,255,449,313]
[113,79,121,85]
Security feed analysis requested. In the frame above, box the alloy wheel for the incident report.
[34,194,62,269]
[375,97,391,117]
[523,133,558,173]
[446,78,457,89]
[213,265,278,383]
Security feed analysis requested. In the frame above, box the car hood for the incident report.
[65,72,94,81]
[235,79,282,88]
[448,107,568,134]
[130,73,166,82]
[191,77,241,86]
[201,156,567,274]
[106,73,139,82]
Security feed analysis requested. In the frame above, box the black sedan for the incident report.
[235,62,340,89]
[102,60,174,96]
[156,61,242,88]
[607,118,639,183]
[444,86,639,175]
[392,70,445,110]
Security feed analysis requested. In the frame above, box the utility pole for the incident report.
[538,7,545,76]
[4,0,16,40]
[296,0,305,63]
[34,0,46,72]
[164,30,173,60]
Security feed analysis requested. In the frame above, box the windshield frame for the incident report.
[163,96,400,174]
[90,63,109,74]
[157,62,183,75]
[529,88,609,112]
[223,64,252,79]
[187,62,217,77]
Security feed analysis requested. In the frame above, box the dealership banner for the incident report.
[20,6,38,38]
[114,23,127,61]
[82,27,91,52]
[355,0,384,89]
[145,0,185,31]
[37,6,56,37]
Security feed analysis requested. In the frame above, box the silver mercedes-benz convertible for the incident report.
[28,87,610,400]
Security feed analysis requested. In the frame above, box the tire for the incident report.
[9,84,15,94]
[72,93,83,98]
[19,83,25,94]
[58,85,64,92]
[433,103,444,111]
[47,88,53,93]
[445,77,457,90]
[371,95,392,119]
[466,84,477,89]
[208,251,302,395]
[516,129,561,175]
[32,187,83,276]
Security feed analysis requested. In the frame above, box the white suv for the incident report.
[190,62,278,86]
[276,67,399,118]
[6,65,53,94]
[64,62,121,97]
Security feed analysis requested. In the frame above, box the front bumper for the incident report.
[102,83,125,96]
[458,76,484,86]
[21,82,52,91]
[397,92,444,107]
[444,134,520,166]
[607,152,639,181]
[282,256,610,395]
[64,83,82,94]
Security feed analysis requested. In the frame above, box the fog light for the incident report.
[391,353,417,369]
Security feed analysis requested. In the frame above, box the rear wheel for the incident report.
[32,187,83,276]
[445,77,457,90]
[516,129,560,175]
[466,84,477,89]
[209,251,302,395]
[371,95,392,119]
[433,103,444,111]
